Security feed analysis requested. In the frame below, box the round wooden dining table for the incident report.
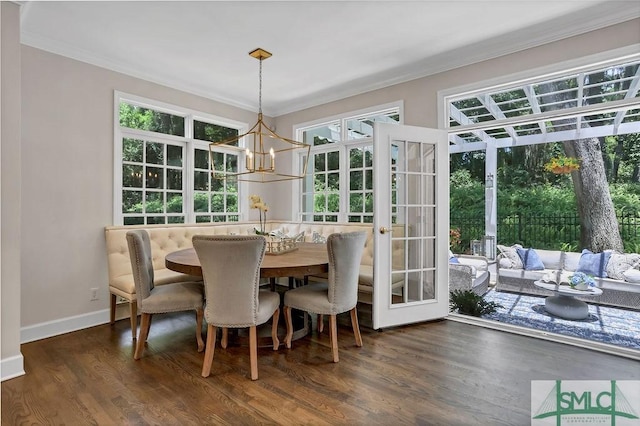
[165,242,329,280]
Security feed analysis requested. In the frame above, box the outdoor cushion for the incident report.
[577,249,612,278]
[534,249,563,270]
[498,244,523,269]
[563,251,582,272]
[516,248,545,271]
[449,256,460,264]
[606,252,640,280]
[623,268,640,283]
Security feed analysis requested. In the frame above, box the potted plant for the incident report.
[568,272,596,291]
[449,289,503,316]
[544,155,580,174]
[249,194,269,235]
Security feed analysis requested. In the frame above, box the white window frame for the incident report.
[438,44,640,135]
[292,101,403,222]
[113,91,248,225]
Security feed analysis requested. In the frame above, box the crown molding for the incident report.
[20,30,260,114]
[20,2,639,118]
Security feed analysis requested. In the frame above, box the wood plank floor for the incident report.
[3,309,639,425]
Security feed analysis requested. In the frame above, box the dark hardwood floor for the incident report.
[3,308,639,425]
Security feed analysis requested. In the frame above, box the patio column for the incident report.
[485,140,498,242]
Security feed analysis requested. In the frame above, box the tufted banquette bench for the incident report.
[104,221,383,339]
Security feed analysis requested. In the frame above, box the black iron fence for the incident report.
[450,213,640,252]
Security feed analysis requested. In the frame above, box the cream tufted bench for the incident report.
[104,221,379,339]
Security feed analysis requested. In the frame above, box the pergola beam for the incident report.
[449,97,639,135]
[523,85,546,135]
[449,104,494,143]
[478,94,518,140]
[613,66,640,132]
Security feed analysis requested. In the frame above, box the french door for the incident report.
[372,123,449,329]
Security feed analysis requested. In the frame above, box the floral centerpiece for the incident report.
[249,194,269,235]
[568,271,595,291]
[544,155,580,174]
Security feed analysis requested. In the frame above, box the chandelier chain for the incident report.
[258,57,263,115]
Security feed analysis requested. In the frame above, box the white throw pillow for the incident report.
[606,252,640,280]
[623,268,640,283]
[497,244,523,269]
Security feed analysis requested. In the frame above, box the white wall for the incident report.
[1,1,24,380]
[4,17,639,370]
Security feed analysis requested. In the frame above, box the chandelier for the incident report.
[209,48,311,183]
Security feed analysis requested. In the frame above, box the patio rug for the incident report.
[481,289,640,350]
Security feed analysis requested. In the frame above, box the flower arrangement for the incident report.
[450,228,461,252]
[568,271,595,291]
[544,156,580,174]
[249,194,269,235]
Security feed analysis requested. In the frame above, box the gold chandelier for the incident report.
[209,48,311,183]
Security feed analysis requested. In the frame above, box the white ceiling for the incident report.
[19,1,640,116]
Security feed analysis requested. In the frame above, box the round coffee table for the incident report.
[533,280,603,320]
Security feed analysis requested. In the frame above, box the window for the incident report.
[114,93,245,225]
[295,103,402,223]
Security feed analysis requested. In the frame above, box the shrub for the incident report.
[449,290,503,317]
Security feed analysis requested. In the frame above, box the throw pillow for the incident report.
[605,252,640,280]
[312,231,327,244]
[497,244,523,269]
[449,256,460,264]
[516,248,545,271]
[622,268,640,283]
[576,249,612,278]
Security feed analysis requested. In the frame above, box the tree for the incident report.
[564,137,623,251]
[538,75,624,251]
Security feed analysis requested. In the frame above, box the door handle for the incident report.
[379,226,393,234]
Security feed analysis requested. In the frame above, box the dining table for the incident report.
[165,242,329,345]
[165,242,329,285]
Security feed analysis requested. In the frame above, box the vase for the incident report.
[573,282,590,291]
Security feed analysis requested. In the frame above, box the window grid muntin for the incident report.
[121,134,185,225]
[115,93,247,225]
[348,145,374,223]
[193,146,239,223]
[296,104,402,222]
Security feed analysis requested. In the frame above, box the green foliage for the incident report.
[610,183,640,215]
[119,103,184,136]
[449,170,484,216]
[497,184,576,217]
[449,290,503,316]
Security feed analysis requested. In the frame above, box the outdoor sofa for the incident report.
[449,253,490,296]
[495,245,640,310]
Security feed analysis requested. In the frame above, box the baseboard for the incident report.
[1,354,25,382]
[21,309,111,344]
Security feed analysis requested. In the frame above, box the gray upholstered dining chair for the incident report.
[283,231,367,362]
[126,230,204,360]
[192,235,280,380]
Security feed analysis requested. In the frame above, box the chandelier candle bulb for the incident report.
[246,149,253,170]
[270,148,275,170]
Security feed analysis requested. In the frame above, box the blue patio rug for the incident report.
[481,289,640,350]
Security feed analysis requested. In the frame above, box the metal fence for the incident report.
[450,213,640,252]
